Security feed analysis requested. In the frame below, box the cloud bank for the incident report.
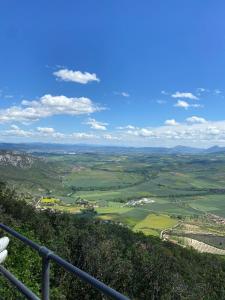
[0,94,104,123]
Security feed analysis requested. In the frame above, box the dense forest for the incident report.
[1,182,225,299]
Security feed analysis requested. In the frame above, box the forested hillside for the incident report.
[0,183,225,299]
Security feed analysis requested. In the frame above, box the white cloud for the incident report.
[161,90,168,95]
[2,125,99,141]
[53,69,100,84]
[126,125,136,129]
[10,124,19,130]
[116,120,225,147]
[164,119,179,126]
[186,116,207,124]
[117,125,136,130]
[196,87,209,94]
[192,104,202,108]
[4,125,33,137]
[0,94,103,123]
[197,88,206,93]
[171,91,199,100]
[103,134,121,140]
[214,89,222,95]
[4,119,225,147]
[114,91,130,97]
[86,118,108,130]
[71,132,97,139]
[4,125,65,139]
[127,128,154,137]
[174,100,190,109]
[37,127,55,134]
[196,88,209,96]
[121,92,130,97]
[174,100,202,110]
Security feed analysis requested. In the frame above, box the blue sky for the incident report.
[1,1,225,147]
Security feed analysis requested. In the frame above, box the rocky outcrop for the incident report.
[0,151,37,168]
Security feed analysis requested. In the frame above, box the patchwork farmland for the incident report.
[2,150,225,254]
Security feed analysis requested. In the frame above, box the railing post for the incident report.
[42,256,50,300]
[39,247,51,300]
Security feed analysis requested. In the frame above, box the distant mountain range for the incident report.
[0,142,225,155]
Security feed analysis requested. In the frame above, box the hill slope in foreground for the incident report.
[0,183,225,299]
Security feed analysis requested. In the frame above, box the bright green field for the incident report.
[41,197,60,203]
[133,214,177,236]
[96,203,177,236]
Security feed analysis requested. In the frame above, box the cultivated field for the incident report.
[3,151,225,251]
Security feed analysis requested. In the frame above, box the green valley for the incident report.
[2,150,225,252]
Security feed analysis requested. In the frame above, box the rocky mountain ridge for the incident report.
[0,151,37,168]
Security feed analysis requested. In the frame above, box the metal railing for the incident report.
[0,223,129,300]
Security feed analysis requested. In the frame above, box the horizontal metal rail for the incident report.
[0,223,130,300]
[0,265,40,300]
